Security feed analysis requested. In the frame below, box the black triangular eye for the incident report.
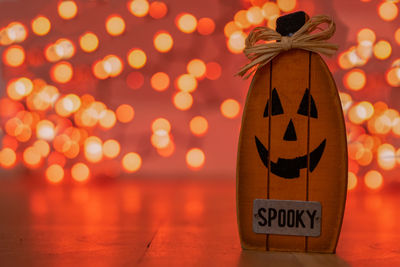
[264,88,284,117]
[297,89,318,118]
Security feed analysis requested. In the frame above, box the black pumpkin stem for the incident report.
[276,11,310,37]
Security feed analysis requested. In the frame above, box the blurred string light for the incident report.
[79,32,99,53]
[58,0,78,20]
[176,13,197,34]
[128,0,150,17]
[149,1,168,19]
[31,16,51,36]
[186,148,205,170]
[151,72,170,91]
[153,31,173,52]
[127,49,147,69]
[0,22,27,45]
[1,0,398,187]
[336,0,400,191]
[106,15,126,36]
[3,45,25,67]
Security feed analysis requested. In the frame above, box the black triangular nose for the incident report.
[283,119,297,141]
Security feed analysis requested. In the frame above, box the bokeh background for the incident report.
[0,0,399,192]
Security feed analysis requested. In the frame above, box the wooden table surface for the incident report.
[0,176,399,267]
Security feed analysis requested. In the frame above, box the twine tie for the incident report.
[237,15,339,79]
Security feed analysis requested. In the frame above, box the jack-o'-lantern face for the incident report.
[254,88,326,179]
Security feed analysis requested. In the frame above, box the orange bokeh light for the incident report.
[84,136,103,163]
[186,148,205,170]
[103,139,120,158]
[79,32,99,53]
[122,152,142,173]
[153,31,173,53]
[386,67,400,87]
[99,109,117,129]
[116,104,135,123]
[377,143,396,170]
[58,0,78,20]
[176,13,197,34]
[51,61,73,83]
[246,6,263,25]
[187,59,206,79]
[5,22,27,43]
[36,120,55,141]
[378,1,398,21]
[221,99,240,119]
[261,2,280,20]
[127,49,147,69]
[176,74,197,92]
[205,62,222,80]
[0,148,17,168]
[277,0,297,12]
[344,69,366,91]
[33,140,50,157]
[190,116,208,136]
[7,77,33,101]
[373,40,392,60]
[46,164,64,183]
[234,10,250,29]
[128,0,149,17]
[31,16,51,36]
[364,170,383,190]
[173,92,193,111]
[106,15,126,36]
[71,162,90,182]
[3,45,25,67]
[151,72,170,91]
[197,17,215,35]
[149,1,167,19]
[23,146,42,168]
[103,55,123,77]
[227,31,246,54]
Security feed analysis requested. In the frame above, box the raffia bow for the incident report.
[237,15,339,79]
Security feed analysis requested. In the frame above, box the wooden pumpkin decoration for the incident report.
[236,12,347,253]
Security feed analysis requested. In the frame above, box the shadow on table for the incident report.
[238,250,350,267]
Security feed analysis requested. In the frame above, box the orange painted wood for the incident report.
[236,65,271,250]
[237,49,347,253]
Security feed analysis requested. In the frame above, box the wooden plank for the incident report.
[307,52,348,252]
[237,49,347,253]
[237,64,271,250]
[1,177,400,266]
[268,49,310,252]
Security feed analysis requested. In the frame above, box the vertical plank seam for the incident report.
[305,51,312,252]
[266,60,273,251]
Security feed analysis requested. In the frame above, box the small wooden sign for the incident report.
[253,199,321,237]
[236,11,347,253]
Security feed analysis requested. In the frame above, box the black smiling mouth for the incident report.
[255,136,326,179]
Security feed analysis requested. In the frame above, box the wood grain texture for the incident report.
[268,49,309,252]
[237,49,347,253]
[0,177,399,266]
[236,64,271,250]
